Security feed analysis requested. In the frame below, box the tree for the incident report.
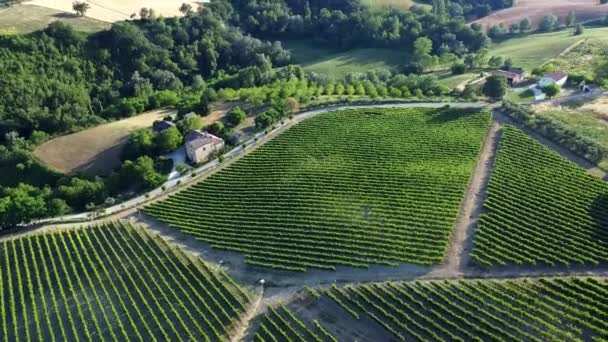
[227,107,247,127]
[539,15,558,32]
[414,37,433,57]
[542,83,561,98]
[503,57,514,70]
[0,184,66,228]
[432,0,447,18]
[488,56,504,69]
[206,121,225,136]
[573,24,584,36]
[287,97,300,114]
[123,128,155,160]
[72,1,90,16]
[119,156,166,190]
[178,115,204,133]
[154,127,183,154]
[566,10,576,27]
[451,62,466,75]
[178,3,193,16]
[482,75,508,101]
[519,18,532,32]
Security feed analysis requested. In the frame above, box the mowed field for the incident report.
[145,107,492,272]
[0,4,109,34]
[490,27,608,71]
[24,0,201,22]
[360,0,429,10]
[0,222,251,341]
[34,109,171,175]
[471,127,608,267]
[257,277,608,341]
[473,0,608,29]
[282,39,406,79]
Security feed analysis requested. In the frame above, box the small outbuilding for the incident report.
[539,71,568,88]
[494,68,527,86]
[152,120,176,133]
[184,130,225,164]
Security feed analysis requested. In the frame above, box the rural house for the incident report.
[152,120,176,133]
[494,68,526,86]
[539,71,568,88]
[185,130,225,164]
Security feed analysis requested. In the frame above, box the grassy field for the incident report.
[534,99,608,168]
[504,88,535,103]
[471,126,608,267]
[34,108,172,175]
[288,277,608,341]
[282,39,406,79]
[490,27,608,72]
[0,4,109,35]
[145,107,492,272]
[436,72,480,89]
[0,221,251,341]
[550,38,608,79]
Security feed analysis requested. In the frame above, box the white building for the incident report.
[184,130,224,164]
[538,71,568,88]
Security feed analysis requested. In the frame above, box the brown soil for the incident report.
[473,0,608,29]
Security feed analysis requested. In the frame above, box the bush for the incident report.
[227,106,247,127]
[451,62,466,75]
[541,84,561,98]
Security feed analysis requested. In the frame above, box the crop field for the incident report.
[0,221,251,341]
[549,38,608,80]
[306,277,608,341]
[490,27,608,72]
[471,127,608,267]
[145,108,492,272]
[254,304,337,342]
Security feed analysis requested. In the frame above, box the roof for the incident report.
[185,130,224,150]
[152,120,176,132]
[505,67,525,75]
[543,71,568,81]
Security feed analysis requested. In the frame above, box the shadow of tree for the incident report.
[52,12,78,19]
[590,193,608,247]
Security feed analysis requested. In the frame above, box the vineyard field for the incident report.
[0,222,251,341]
[471,126,608,267]
[313,277,608,341]
[254,304,338,342]
[145,108,492,271]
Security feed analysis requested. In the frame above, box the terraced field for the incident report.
[145,108,492,271]
[471,126,608,267]
[294,277,608,341]
[0,222,250,341]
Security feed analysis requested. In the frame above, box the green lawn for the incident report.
[436,71,480,89]
[282,39,406,79]
[0,4,109,35]
[490,27,608,72]
[505,88,535,103]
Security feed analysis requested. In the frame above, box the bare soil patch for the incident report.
[34,108,172,175]
[473,0,608,29]
[24,0,202,22]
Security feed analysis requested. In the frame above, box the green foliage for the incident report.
[57,177,106,210]
[178,114,204,133]
[539,15,558,32]
[0,184,68,228]
[0,222,251,340]
[254,305,337,342]
[482,75,508,100]
[145,108,492,271]
[541,83,561,98]
[472,126,608,266]
[153,127,183,155]
[122,128,155,161]
[119,156,166,191]
[226,107,247,127]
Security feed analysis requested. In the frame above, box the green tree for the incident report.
[566,10,576,27]
[519,18,532,32]
[207,121,225,136]
[488,56,504,69]
[178,114,204,133]
[573,24,584,36]
[123,128,155,160]
[119,156,166,190]
[154,127,183,154]
[539,15,558,32]
[0,184,65,228]
[72,1,91,16]
[227,106,247,127]
[482,75,508,101]
[542,83,561,98]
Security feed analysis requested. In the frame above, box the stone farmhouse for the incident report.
[494,68,527,86]
[184,130,225,164]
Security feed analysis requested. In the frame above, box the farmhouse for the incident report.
[152,120,176,133]
[494,68,527,86]
[185,130,224,164]
[539,71,568,88]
